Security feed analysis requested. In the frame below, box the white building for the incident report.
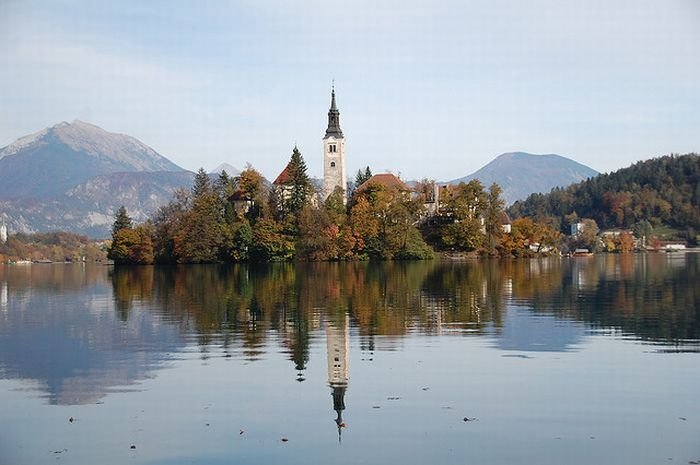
[322,85,347,204]
[0,220,7,243]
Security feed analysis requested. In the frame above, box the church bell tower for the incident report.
[323,85,346,204]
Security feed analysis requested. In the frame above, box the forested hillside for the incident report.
[508,154,700,244]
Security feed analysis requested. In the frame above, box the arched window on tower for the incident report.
[330,161,336,168]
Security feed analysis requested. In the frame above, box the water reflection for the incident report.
[0,254,697,405]
[326,316,349,441]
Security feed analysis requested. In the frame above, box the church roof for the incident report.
[324,87,344,139]
[273,163,292,185]
[355,173,410,193]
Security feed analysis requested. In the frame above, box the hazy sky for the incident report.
[1,0,698,181]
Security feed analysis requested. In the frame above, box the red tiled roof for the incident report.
[356,173,410,193]
[273,163,292,185]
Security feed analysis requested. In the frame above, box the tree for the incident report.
[284,147,313,216]
[573,218,600,251]
[172,168,225,263]
[112,206,133,236]
[108,206,135,264]
[151,189,189,263]
[229,165,269,221]
[297,206,338,261]
[354,166,372,188]
[250,217,295,261]
[483,183,505,255]
[348,181,430,259]
[436,181,487,252]
[325,186,347,225]
[192,168,211,198]
[633,220,653,248]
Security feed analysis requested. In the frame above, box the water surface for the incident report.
[1,254,698,464]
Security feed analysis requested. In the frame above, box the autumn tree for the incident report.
[437,180,487,252]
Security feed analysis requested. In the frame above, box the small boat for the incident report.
[572,249,593,257]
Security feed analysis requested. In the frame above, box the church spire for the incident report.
[324,84,343,139]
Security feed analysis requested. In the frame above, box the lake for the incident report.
[0,254,698,464]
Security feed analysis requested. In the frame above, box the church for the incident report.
[322,85,347,204]
[273,86,348,206]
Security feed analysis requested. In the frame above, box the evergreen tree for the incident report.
[354,166,372,187]
[192,168,211,198]
[108,206,134,263]
[112,206,133,236]
[285,146,312,215]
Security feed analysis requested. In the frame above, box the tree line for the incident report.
[508,153,700,245]
[107,148,568,264]
[0,231,107,263]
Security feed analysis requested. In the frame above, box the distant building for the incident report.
[272,146,304,209]
[499,212,512,234]
[570,222,585,237]
[323,85,347,204]
[0,220,7,243]
[355,173,410,195]
[228,189,254,217]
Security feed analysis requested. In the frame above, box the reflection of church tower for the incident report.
[323,85,347,204]
[0,218,7,244]
[326,315,349,442]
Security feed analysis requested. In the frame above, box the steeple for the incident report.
[326,317,349,442]
[324,84,343,139]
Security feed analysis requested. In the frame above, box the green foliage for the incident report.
[151,189,189,263]
[428,180,487,252]
[250,217,295,261]
[280,147,313,216]
[112,206,133,235]
[324,186,347,224]
[483,183,505,255]
[192,168,211,198]
[354,166,372,187]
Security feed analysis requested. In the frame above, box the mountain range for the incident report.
[0,121,193,236]
[0,121,600,237]
[449,152,598,205]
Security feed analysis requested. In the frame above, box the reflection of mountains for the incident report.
[0,265,182,405]
[0,254,697,404]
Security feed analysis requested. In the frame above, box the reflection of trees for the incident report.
[2,256,696,405]
[0,263,107,294]
[107,255,700,366]
[505,255,700,344]
[110,266,154,321]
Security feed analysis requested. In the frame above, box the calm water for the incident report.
[0,254,698,465]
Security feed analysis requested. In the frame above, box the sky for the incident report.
[1,0,699,181]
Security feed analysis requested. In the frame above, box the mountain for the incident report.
[209,163,241,177]
[449,152,598,205]
[0,171,195,238]
[0,120,184,199]
[0,121,192,237]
